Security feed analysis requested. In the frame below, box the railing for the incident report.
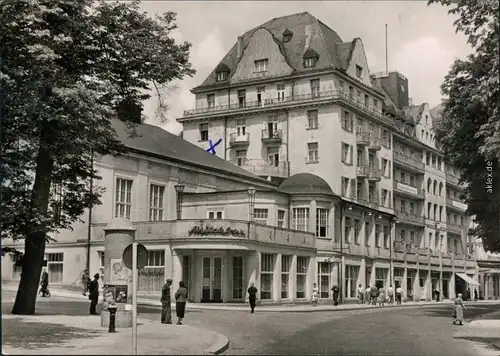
[261,129,283,141]
[369,168,382,181]
[368,137,381,150]
[393,151,425,171]
[447,223,463,234]
[393,180,425,198]
[445,172,460,186]
[229,132,250,145]
[356,165,369,177]
[231,158,288,178]
[356,132,370,145]
[442,256,452,266]
[182,89,394,126]
[395,211,425,225]
[446,198,467,211]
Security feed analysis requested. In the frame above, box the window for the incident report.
[292,208,309,232]
[232,256,243,299]
[148,184,164,222]
[373,98,378,109]
[400,229,406,241]
[316,208,329,237]
[454,239,458,254]
[382,130,390,148]
[410,231,415,243]
[382,159,391,177]
[409,175,415,187]
[350,178,356,199]
[115,178,132,219]
[365,222,371,246]
[375,268,387,289]
[460,216,464,227]
[307,142,319,163]
[317,262,331,298]
[345,265,359,298]
[356,65,363,78]
[409,202,415,215]
[283,34,292,43]
[46,253,64,284]
[341,177,350,197]
[433,180,438,195]
[382,189,388,207]
[260,254,275,300]
[254,59,269,72]
[400,200,406,213]
[281,255,291,298]
[383,225,390,248]
[296,257,308,298]
[342,110,352,131]
[342,143,352,164]
[400,172,406,184]
[207,94,215,108]
[426,153,430,165]
[216,72,227,81]
[277,210,285,228]
[199,123,209,141]
[339,80,345,92]
[304,57,317,68]
[427,203,432,219]
[375,224,381,247]
[237,89,247,108]
[310,79,320,98]
[98,251,105,277]
[439,206,443,222]
[344,217,352,243]
[253,208,268,225]
[307,110,319,129]
[208,211,223,220]
[277,84,285,102]
[236,150,247,166]
[354,219,361,244]
[434,203,438,220]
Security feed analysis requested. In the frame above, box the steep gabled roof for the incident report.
[403,104,426,124]
[430,102,445,126]
[303,47,319,59]
[195,12,355,90]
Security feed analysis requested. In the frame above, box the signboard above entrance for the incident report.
[188,225,246,237]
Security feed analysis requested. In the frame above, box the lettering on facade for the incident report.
[188,225,246,237]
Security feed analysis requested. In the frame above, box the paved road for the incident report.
[2,290,499,355]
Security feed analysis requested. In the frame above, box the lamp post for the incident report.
[247,187,256,221]
[175,184,185,220]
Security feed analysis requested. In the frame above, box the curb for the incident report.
[205,333,230,355]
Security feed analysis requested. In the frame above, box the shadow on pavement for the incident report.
[455,337,500,351]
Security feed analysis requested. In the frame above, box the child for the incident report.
[312,283,319,307]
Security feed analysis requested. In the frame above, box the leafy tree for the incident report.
[0,0,194,314]
[428,0,500,252]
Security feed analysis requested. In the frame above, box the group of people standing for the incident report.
[357,284,402,306]
[81,269,101,315]
[160,279,188,325]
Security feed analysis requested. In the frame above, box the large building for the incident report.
[177,12,477,301]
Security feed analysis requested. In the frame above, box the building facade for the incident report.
[177,12,477,301]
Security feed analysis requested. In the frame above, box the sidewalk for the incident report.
[3,281,499,312]
[454,310,500,351]
[1,314,229,355]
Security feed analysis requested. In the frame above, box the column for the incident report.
[390,221,395,287]
[451,261,456,299]
[306,255,315,300]
[223,251,231,303]
[402,266,408,300]
[274,253,282,304]
[290,255,297,303]
[309,200,317,234]
[340,255,346,303]
[171,251,182,300]
[329,204,336,241]
[360,257,366,288]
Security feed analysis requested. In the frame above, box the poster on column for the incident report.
[110,258,132,285]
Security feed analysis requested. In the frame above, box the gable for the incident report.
[345,39,372,88]
[230,28,294,83]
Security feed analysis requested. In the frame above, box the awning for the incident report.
[455,272,480,286]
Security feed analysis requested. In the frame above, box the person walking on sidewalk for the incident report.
[175,281,188,325]
[247,282,258,313]
[81,269,90,296]
[396,286,403,305]
[331,285,340,306]
[387,285,394,305]
[356,284,364,304]
[88,273,100,315]
[312,283,319,307]
[39,268,50,297]
[161,279,173,324]
[378,286,386,307]
[452,293,467,326]
[365,286,371,305]
[474,289,478,301]
[370,285,378,305]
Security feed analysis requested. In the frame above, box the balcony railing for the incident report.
[356,132,370,146]
[393,151,425,172]
[446,198,467,211]
[356,165,369,178]
[445,172,460,186]
[368,136,381,151]
[393,180,425,199]
[368,168,382,181]
[395,211,425,226]
[231,158,288,178]
[229,132,250,146]
[182,89,394,126]
[447,223,464,235]
[261,129,283,143]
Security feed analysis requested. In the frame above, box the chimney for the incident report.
[236,36,243,60]
[304,25,311,49]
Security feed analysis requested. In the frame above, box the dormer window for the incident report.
[303,48,319,68]
[304,58,317,68]
[282,29,293,43]
[216,72,227,81]
[254,59,269,73]
[215,62,230,82]
[356,65,363,78]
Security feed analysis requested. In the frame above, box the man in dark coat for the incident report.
[88,273,100,315]
[331,285,340,306]
[39,268,50,297]
[247,282,258,313]
[161,279,173,324]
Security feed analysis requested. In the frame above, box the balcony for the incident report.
[447,223,464,235]
[261,129,283,144]
[393,151,425,173]
[229,132,250,147]
[356,164,369,178]
[181,89,394,127]
[368,168,382,182]
[90,220,315,249]
[356,132,370,146]
[395,211,426,226]
[368,136,382,151]
[393,180,425,200]
[232,158,288,179]
[366,199,379,210]
[446,198,467,212]
[445,172,462,188]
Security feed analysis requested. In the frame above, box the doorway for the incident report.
[201,256,223,303]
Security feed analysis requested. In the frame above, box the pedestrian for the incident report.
[357,284,364,304]
[474,289,478,301]
[82,269,90,296]
[247,282,258,313]
[161,278,173,324]
[378,286,385,306]
[39,268,50,297]
[387,285,394,305]
[435,288,440,302]
[465,288,471,301]
[312,283,319,307]
[174,281,188,325]
[370,285,378,305]
[88,273,100,315]
[396,285,403,305]
[365,286,371,305]
[331,285,340,306]
[452,293,467,326]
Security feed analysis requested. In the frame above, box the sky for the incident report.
[137,0,472,134]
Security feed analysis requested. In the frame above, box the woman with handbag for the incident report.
[453,293,467,325]
[174,281,188,325]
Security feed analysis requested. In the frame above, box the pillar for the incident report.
[390,221,395,287]
[101,218,135,328]
[360,258,366,288]
[274,253,282,303]
[309,200,317,234]
[451,260,456,299]
[223,251,231,303]
[171,251,182,301]
[306,255,315,300]
[290,255,297,302]
[402,266,408,300]
[245,251,260,303]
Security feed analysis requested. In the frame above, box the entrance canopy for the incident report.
[455,272,480,286]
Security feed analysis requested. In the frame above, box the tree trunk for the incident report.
[11,124,54,315]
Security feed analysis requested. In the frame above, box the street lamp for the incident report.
[175,184,185,220]
[247,187,256,221]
